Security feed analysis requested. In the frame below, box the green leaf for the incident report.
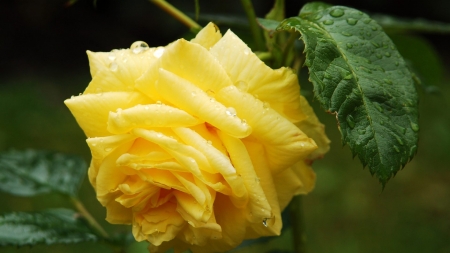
[0,149,87,197]
[277,4,419,185]
[0,209,98,246]
[256,18,280,33]
[372,14,450,34]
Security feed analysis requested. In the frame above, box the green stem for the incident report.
[240,0,265,51]
[290,195,307,253]
[71,197,109,239]
[282,31,299,67]
[150,0,202,33]
[256,51,272,61]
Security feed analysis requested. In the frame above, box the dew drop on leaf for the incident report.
[346,115,355,129]
[329,8,345,17]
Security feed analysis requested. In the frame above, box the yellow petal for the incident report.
[291,160,316,195]
[296,96,331,160]
[174,190,210,223]
[64,91,152,137]
[191,22,222,49]
[172,127,247,205]
[86,47,161,85]
[103,193,133,224]
[216,85,317,173]
[155,68,252,138]
[243,140,282,237]
[107,104,202,134]
[218,131,272,221]
[210,30,305,122]
[272,167,303,211]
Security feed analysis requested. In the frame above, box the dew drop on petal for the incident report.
[262,218,268,227]
[108,53,116,61]
[225,107,237,117]
[131,41,149,54]
[156,101,162,106]
[235,80,248,91]
[109,62,118,72]
[153,47,165,58]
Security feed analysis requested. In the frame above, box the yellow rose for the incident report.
[65,22,329,253]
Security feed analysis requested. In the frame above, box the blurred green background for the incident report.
[0,0,449,252]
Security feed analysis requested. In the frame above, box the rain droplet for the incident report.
[371,41,380,48]
[371,26,378,31]
[156,133,163,138]
[341,31,352,37]
[153,47,165,58]
[374,103,383,112]
[376,53,383,59]
[396,136,404,145]
[243,49,250,55]
[104,147,113,152]
[409,145,418,156]
[410,122,419,132]
[324,72,332,79]
[393,145,400,153]
[384,52,391,57]
[235,81,248,91]
[314,13,324,20]
[206,140,212,145]
[210,97,216,102]
[225,107,237,117]
[156,101,162,106]
[323,20,334,25]
[241,119,247,126]
[191,91,197,97]
[363,18,371,24]
[358,129,366,135]
[344,74,353,80]
[346,115,355,129]
[384,79,393,85]
[144,106,149,110]
[346,18,358,25]
[380,121,384,125]
[131,41,149,54]
[109,62,118,72]
[330,8,345,17]
[262,218,269,227]
[395,61,399,66]
[398,125,406,134]
[206,89,215,97]
[108,53,116,61]
[346,43,353,49]
[263,102,270,110]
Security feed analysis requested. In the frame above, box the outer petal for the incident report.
[296,96,331,160]
[64,91,152,137]
[190,22,222,49]
[210,30,305,122]
[216,86,317,173]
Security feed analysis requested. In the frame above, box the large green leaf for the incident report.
[0,209,98,246]
[372,14,450,34]
[0,149,87,197]
[276,3,419,185]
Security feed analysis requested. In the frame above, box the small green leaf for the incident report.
[277,4,419,185]
[0,209,99,246]
[0,149,87,197]
[372,14,450,34]
[256,18,280,33]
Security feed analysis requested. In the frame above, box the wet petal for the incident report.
[155,68,252,138]
[216,85,317,173]
[191,22,222,49]
[65,91,152,137]
[210,30,305,122]
[108,104,202,134]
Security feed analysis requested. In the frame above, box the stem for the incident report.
[71,197,109,239]
[256,51,272,61]
[150,0,201,33]
[282,31,299,67]
[290,195,307,253]
[240,0,265,51]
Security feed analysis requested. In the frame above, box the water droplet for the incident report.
[346,115,355,129]
[366,32,372,37]
[191,91,196,97]
[263,102,270,110]
[210,97,215,102]
[243,49,250,55]
[235,81,248,91]
[324,72,332,79]
[330,8,345,17]
[123,58,128,63]
[225,107,237,117]
[206,140,212,146]
[131,41,149,54]
[376,53,382,59]
[341,31,352,37]
[104,147,113,152]
[144,106,149,110]
[206,89,215,97]
[241,119,247,126]
[262,218,269,227]
[395,61,399,66]
[371,26,378,31]
[109,62,118,72]
[384,52,391,57]
[346,43,353,49]
[344,73,353,80]
[153,47,165,58]
[156,101,162,106]
[384,79,393,85]
[374,103,383,112]
[323,20,334,25]
[410,122,419,132]
[396,136,404,145]
[363,18,371,24]
[393,145,400,153]
[156,133,163,138]
[371,41,380,48]
[346,18,358,25]
[358,129,366,134]
[314,13,324,20]
[409,145,418,156]
[360,66,372,74]
[108,53,116,61]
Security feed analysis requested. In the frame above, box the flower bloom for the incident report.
[65,23,329,253]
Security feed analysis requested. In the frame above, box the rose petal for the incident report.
[107,104,203,134]
[210,30,305,122]
[65,91,152,137]
[191,22,222,49]
[291,160,316,195]
[155,68,252,138]
[296,96,331,160]
[216,85,317,173]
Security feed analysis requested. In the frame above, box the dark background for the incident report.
[0,1,449,253]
